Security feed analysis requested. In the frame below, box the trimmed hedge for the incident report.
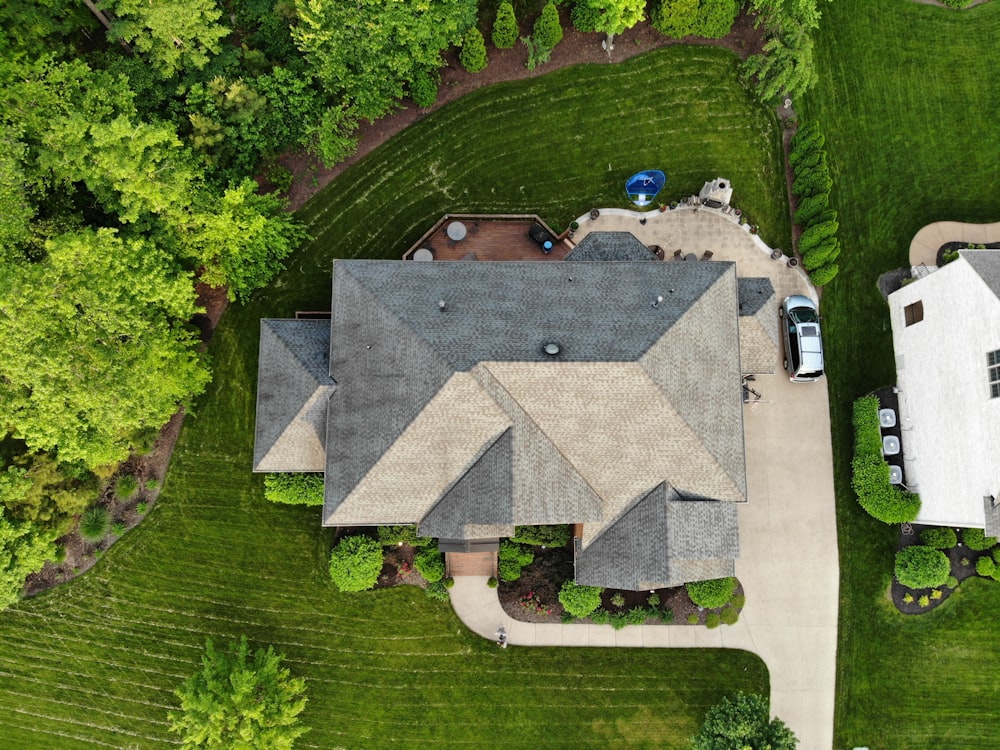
[809,262,839,286]
[263,473,324,506]
[686,577,738,609]
[976,556,995,577]
[851,396,920,523]
[498,540,534,581]
[919,527,957,549]
[895,545,950,589]
[558,580,604,619]
[963,527,998,551]
[533,2,563,51]
[414,546,445,583]
[328,535,383,592]
[492,1,518,49]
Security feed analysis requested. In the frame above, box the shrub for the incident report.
[962,527,998,551]
[946,575,959,588]
[414,546,445,583]
[79,506,111,542]
[659,607,675,624]
[646,592,661,608]
[802,238,841,271]
[902,592,914,604]
[459,27,488,73]
[851,454,920,524]
[651,0,698,38]
[112,520,126,536]
[705,612,721,629]
[498,540,534,581]
[931,589,943,600]
[328,535,383,592]
[853,396,883,453]
[377,525,432,547]
[692,0,738,39]
[961,557,970,567]
[492,0,518,49]
[686,577,738,609]
[487,576,498,588]
[895,545,950,589]
[610,593,626,608]
[920,527,958,549]
[533,2,563,52]
[511,524,571,548]
[798,220,839,255]
[136,502,149,515]
[610,612,629,630]
[809,263,839,287]
[145,478,159,491]
[425,580,450,602]
[558,580,604,618]
[793,192,829,226]
[918,594,930,607]
[444,576,455,589]
[625,607,648,625]
[693,692,798,750]
[720,606,739,625]
[792,164,832,197]
[976,556,996,577]
[686,613,699,624]
[994,548,1000,564]
[730,593,746,610]
[114,474,139,501]
[521,36,551,71]
[409,69,439,108]
[590,608,612,625]
[263,473,324,506]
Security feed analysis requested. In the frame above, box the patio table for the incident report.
[447,221,467,241]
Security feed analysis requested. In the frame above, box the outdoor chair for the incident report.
[701,251,714,261]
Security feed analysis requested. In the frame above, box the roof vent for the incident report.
[438,299,446,311]
[543,343,561,356]
[652,294,665,309]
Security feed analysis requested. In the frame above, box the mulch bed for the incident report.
[498,545,743,626]
[891,524,992,614]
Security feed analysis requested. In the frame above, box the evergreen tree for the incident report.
[492,1,519,49]
[459,27,488,73]
[533,3,564,52]
[693,692,798,750]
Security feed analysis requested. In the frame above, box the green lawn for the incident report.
[0,46,781,749]
[800,1,1000,747]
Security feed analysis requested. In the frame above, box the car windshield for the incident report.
[791,306,818,324]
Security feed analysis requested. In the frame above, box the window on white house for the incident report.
[904,301,923,326]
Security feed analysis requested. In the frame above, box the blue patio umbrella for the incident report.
[625,170,666,207]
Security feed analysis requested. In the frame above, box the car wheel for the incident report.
[783,358,788,371]
[778,306,784,318]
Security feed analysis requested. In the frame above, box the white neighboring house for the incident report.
[888,249,1000,533]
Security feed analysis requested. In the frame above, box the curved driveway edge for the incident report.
[450,208,839,750]
[909,219,1000,267]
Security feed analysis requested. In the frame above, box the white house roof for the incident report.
[888,251,1000,528]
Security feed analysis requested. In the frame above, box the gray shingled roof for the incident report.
[737,278,778,375]
[565,231,658,262]
[253,320,336,472]
[575,483,739,589]
[963,250,1000,298]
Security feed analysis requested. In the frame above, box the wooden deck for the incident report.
[404,215,573,262]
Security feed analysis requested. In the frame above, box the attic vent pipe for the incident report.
[544,343,560,356]
[438,299,446,311]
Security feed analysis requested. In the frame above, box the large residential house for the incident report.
[253,232,779,589]
[887,249,1000,533]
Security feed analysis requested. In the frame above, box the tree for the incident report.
[107,0,230,78]
[692,0,739,39]
[571,0,645,52]
[0,228,210,468]
[741,20,819,102]
[177,178,309,301]
[692,692,798,750]
[492,1,519,49]
[801,237,840,270]
[0,505,55,610]
[293,0,477,123]
[169,636,308,750]
[459,27,488,73]
[558,580,604,618]
[533,2,564,52]
[797,219,838,254]
[650,0,698,39]
[895,545,950,589]
[328,535,383,592]
[792,192,829,226]
[686,577,738,609]
[263,474,323,506]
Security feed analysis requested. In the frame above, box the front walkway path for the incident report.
[908,219,1000,267]
[450,206,839,750]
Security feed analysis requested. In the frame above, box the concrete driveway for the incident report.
[449,206,839,750]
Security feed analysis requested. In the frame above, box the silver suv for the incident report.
[779,295,824,382]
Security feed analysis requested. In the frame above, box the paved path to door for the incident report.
[450,206,839,750]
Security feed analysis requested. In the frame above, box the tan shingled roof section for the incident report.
[739,317,777,374]
[256,388,333,472]
[479,361,744,546]
[325,373,510,525]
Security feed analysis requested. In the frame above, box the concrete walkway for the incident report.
[449,206,839,750]
[909,219,1000,267]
